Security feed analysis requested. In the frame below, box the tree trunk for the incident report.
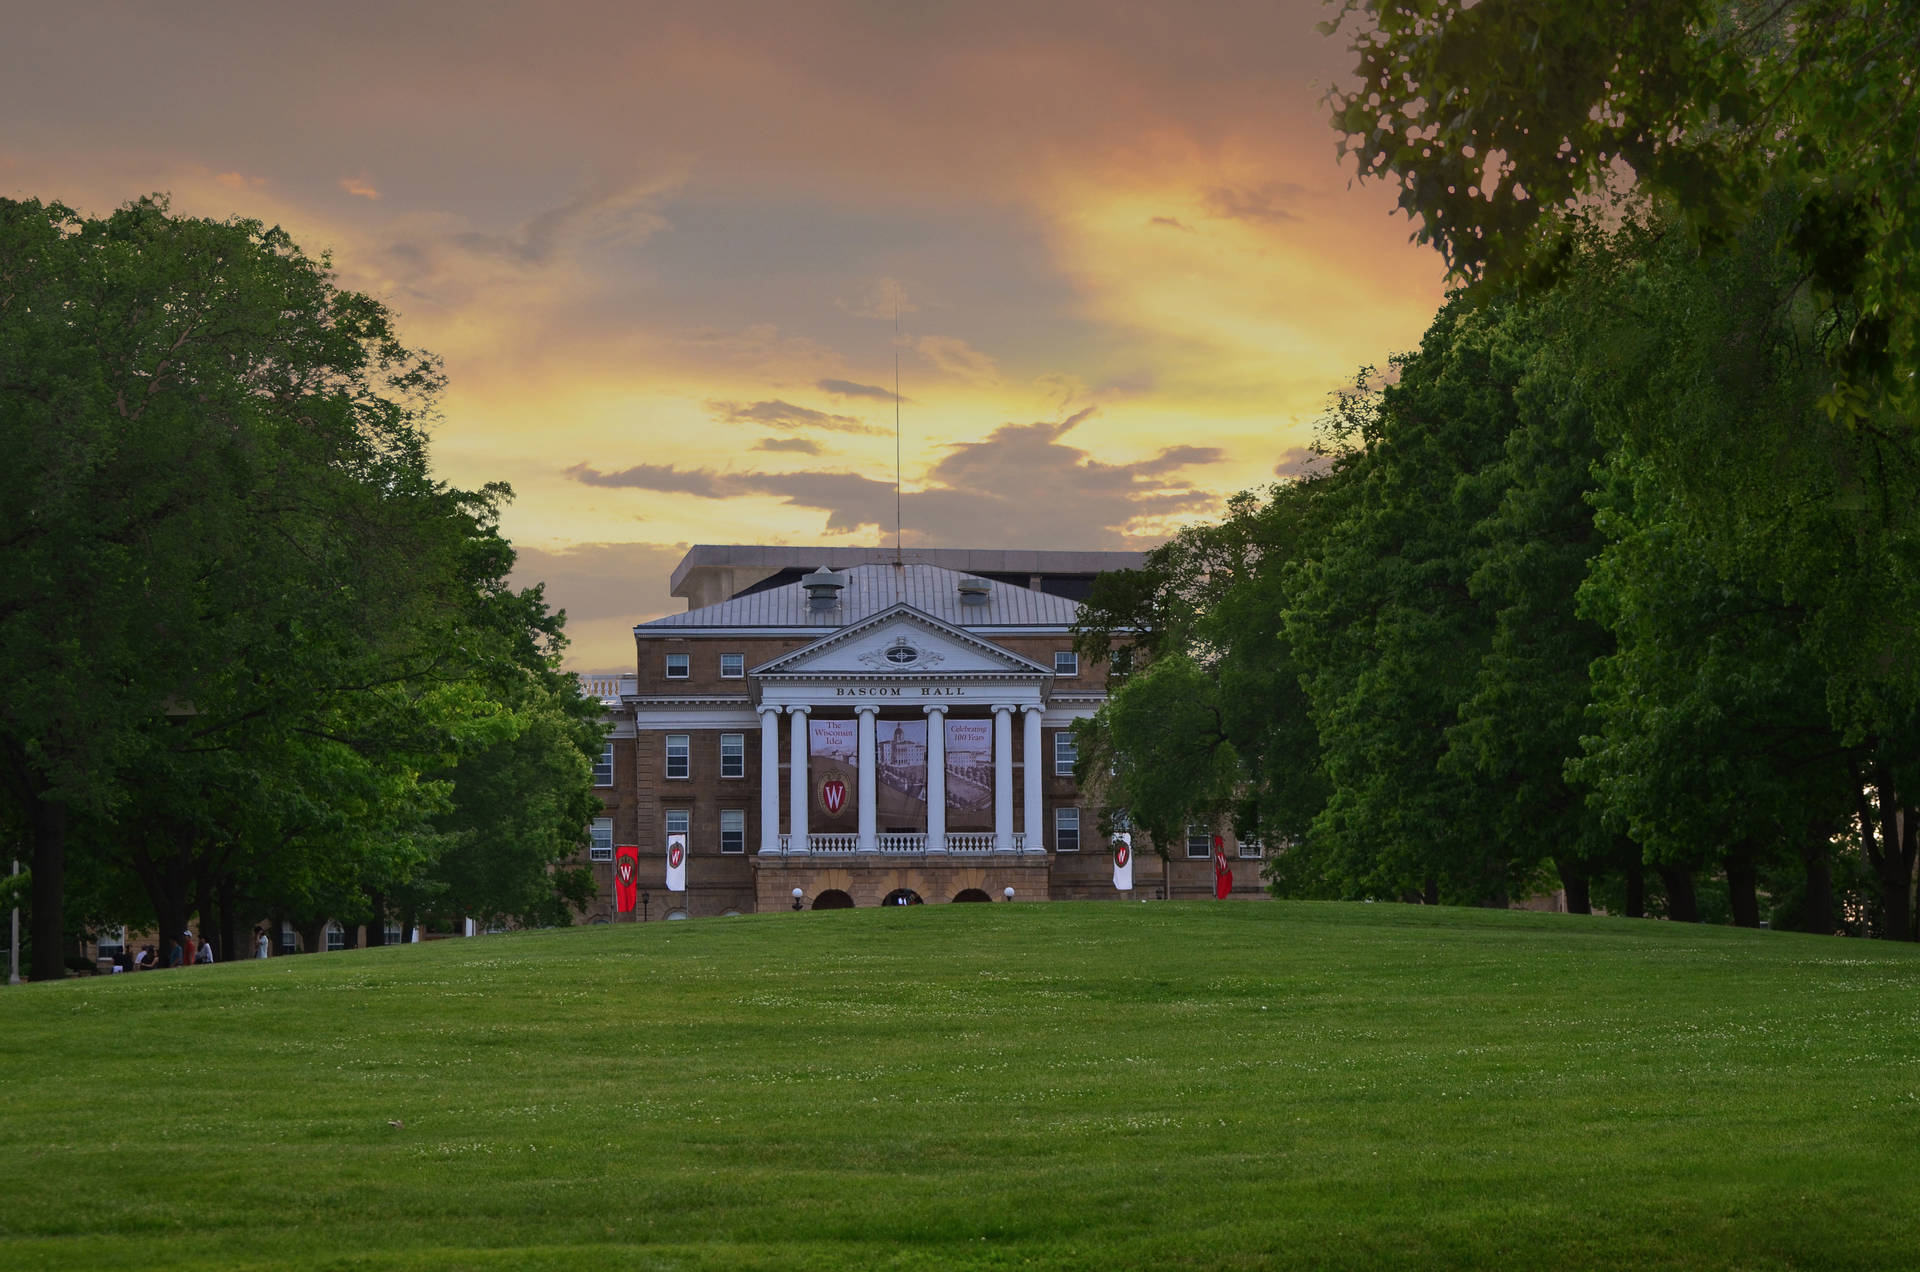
[1624,855,1646,919]
[1554,857,1592,915]
[1657,864,1699,923]
[298,918,327,955]
[28,792,68,982]
[215,876,239,966]
[1422,875,1439,907]
[129,841,191,968]
[1870,774,1913,941]
[1724,849,1760,928]
[365,889,387,947]
[191,871,214,955]
[1799,833,1834,936]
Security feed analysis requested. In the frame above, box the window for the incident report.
[720,808,745,853]
[1054,730,1078,776]
[1186,825,1212,859]
[1238,837,1263,859]
[1054,649,1079,676]
[665,808,690,838]
[720,732,745,778]
[589,817,614,861]
[666,734,690,779]
[592,742,614,786]
[1055,806,1080,852]
[665,652,690,679]
[325,921,346,952]
[97,926,126,956]
[280,921,298,954]
[384,921,406,946]
[720,652,745,678]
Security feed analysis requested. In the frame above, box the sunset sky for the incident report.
[3,1,1445,668]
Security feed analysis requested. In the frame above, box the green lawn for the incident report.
[2,902,1917,1270]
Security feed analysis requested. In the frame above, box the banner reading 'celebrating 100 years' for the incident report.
[943,719,994,831]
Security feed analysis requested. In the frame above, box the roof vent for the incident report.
[957,576,991,605]
[802,567,847,611]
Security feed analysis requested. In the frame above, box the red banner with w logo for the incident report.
[614,845,639,913]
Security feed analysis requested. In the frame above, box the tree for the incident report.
[1326,0,1920,418]
[1,196,598,974]
[1284,297,1535,904]
[1074,481,1336,875]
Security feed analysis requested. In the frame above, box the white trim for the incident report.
[633,709,762,730]
[750,604,1058,677]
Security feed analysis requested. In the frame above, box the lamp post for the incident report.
[640,891,650,923]
[1003,886,1015,903]
[792,887,805,912]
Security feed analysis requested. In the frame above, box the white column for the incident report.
[788,704,810,853]
[992,703,1014,852]
[924,705,947,853]
[856,704,879,851]
[758,704,781,854]
[1022,704,1044,854]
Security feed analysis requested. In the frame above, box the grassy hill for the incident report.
[2,902,1917,1270]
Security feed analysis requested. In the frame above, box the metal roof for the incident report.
[637,562,1085,631]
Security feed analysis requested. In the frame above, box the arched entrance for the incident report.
[952,888,991,903]
[813,889,855,910]
[881,888,924,907]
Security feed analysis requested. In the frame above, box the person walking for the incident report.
[181,930,197,966]
[166,936,183,967]
[254,926,271,959]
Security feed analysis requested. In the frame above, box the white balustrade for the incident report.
[945,832,997,854]
[808,834,860,854]
[877,833,927,854]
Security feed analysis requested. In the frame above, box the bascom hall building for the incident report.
[575,545,1268,919]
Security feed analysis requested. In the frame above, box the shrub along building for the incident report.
[579,546,1267,918]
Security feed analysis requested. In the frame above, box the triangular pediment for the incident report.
[752,605,1053,678]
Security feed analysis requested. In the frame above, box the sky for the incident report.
[1,1,1445,669]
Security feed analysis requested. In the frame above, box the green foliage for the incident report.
[1327,0,1920,417]
[1286,298,1541,903]
[1075,483,1335,861]
[0,195,600,959]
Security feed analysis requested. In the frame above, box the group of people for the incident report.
[124,930,217,970]
[116,925,276,970]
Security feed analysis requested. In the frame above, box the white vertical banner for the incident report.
[1112,832,1133,891]
[666,832,687,893]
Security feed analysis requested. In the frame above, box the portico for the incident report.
[752,604,1056,857]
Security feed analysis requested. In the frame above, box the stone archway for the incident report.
[881,888,924,907]
[952,888,991,903]
[813,889,855,910]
